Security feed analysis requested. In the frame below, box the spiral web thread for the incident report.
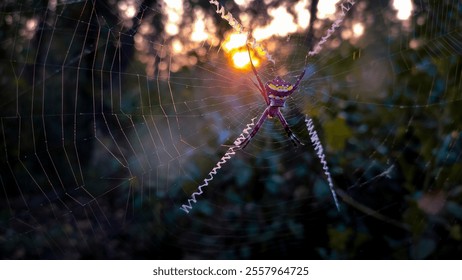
[180,118,256,213]
[305,117,340,211]
[208,0,275,64]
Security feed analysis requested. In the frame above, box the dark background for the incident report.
[0,0,461,259]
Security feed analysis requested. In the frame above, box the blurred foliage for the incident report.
[0,0,462,259]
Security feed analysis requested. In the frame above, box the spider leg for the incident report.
[239,107,270,149]
[247,43,269,105]
[292,67,307,91]
[276,110,304,146]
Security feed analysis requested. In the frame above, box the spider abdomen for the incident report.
[266,76,295,107]
[268,83,294,92]
[268,94,289,107]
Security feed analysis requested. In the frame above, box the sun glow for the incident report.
[232,51,251,69]
[222,32,261,69]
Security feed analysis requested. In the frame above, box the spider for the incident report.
[238,44,307,149]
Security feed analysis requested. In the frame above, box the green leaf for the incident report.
[323,117,352,151]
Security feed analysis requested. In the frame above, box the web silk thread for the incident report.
[208,0,275,64]
[305,117,340,211]
[180,118,256,213]
[306,0,356,58]
[209,0,245,33]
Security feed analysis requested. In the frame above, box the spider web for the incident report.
[0,0,461,259]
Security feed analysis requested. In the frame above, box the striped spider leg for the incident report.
[239,44,307,149]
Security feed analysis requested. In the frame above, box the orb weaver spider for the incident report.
[181,0,357,213]
[239,44,307,149]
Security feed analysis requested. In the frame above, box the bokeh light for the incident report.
[393,0,414,20]
[130,0,415,74]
